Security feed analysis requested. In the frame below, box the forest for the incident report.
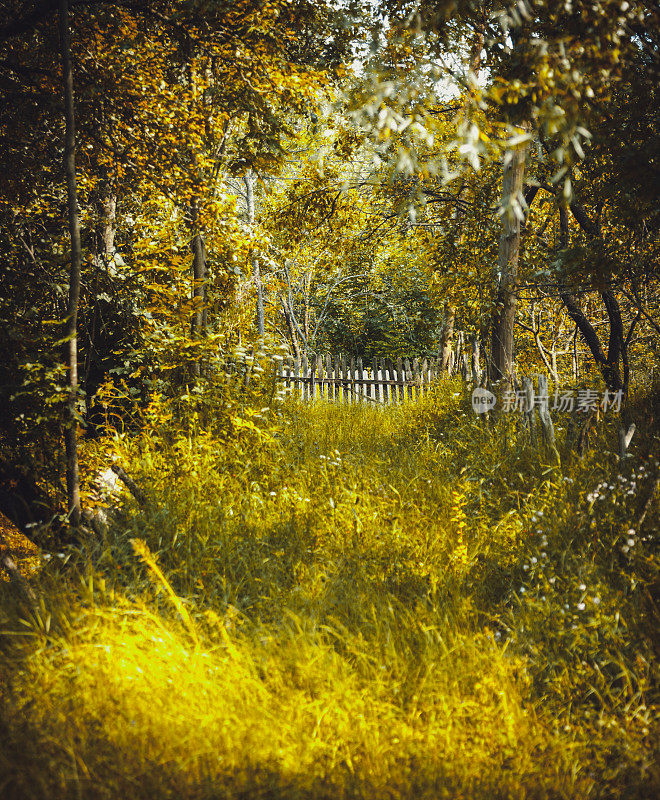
[0,0,658,797]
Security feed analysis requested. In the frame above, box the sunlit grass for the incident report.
[1,379,658,798]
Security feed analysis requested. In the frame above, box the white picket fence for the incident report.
[277,354,442,403]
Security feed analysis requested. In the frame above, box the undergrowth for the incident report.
[0,377,658,799]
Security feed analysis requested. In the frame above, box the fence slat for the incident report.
[404,358,413,400]
[395,358,404,403]
[387,359,395,404]
[357,357,364,402]
[315,354,322,400]
[372,357,380,403]
[350,356,356,403]
[293,355,300,398]
[301,354,309,400]
[325,354,333,400]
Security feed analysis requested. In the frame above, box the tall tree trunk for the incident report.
[84,179,117,422]
[243,169,265,338]
[59,0,81,528]
[190,225,206,378]
[491,138,528,383]
[189,196,207,377]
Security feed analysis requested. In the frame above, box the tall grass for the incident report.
[0,379,657,799]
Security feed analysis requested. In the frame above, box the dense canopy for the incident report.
[0,2,658,798]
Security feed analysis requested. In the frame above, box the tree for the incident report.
[59,0,82,526]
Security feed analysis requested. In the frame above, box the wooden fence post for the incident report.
[421,357,429,396]
[395,358,404,403]
[350,356,356,402]
[404,358,413,400]
[326,355,331,400]
[339,355,347,403]
[357,357,364,402]
[537,374,560,464]
[522,376,536,444]
[373,357,380,403]
[316,354,323,400]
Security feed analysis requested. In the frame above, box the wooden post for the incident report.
[316,354,323,401]
[293,355,301,399]
[396,357,405,403]
[335,356,343,402]
[382,359,391,404]
[404,358,413,400]
[339,355,347,403]
[357,357,364,402]
[372,358,380,403]
[421,357,428,396]
[324,354,332,400]
[301,353,309,400]
[413,358,421,399]
[350,356,356,402]
[523,376,536,444]
[537,374,560,464]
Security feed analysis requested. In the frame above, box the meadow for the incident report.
[0,377,658,799]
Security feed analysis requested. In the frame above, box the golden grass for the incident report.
[0,382,658,799]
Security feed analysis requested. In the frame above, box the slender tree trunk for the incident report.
[59,0,81,528]
[189,197,207,379]
[440,304,455,372]
[491,138,528,383]
[557,199,624,391]
[85,179,116,419]
[98,183,116,261]
[190,221,207,378]
[243,169,265,338]
[280,295,300,360]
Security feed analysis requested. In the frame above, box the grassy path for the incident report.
[0,388,657,798]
